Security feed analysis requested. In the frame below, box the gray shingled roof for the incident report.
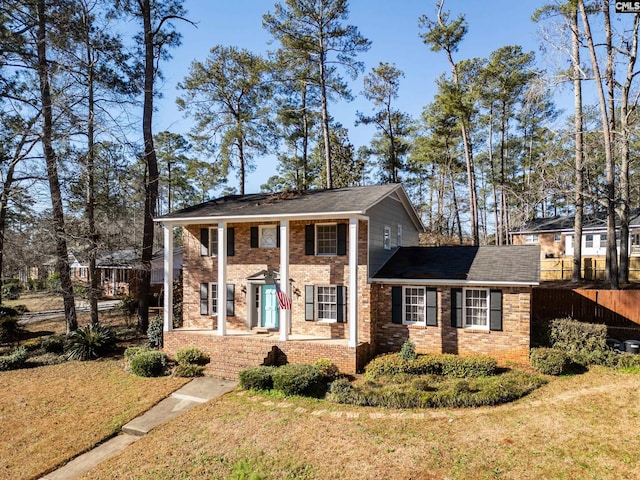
[373,246,540,284]
[157,184,403,221]
[513,209,640,234]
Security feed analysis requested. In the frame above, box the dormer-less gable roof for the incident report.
[156,184,424,231]
[372,246,540,286]
[512,209,640,234]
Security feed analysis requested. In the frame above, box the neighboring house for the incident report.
[151,247,183,286]
[69,252,89,282]
[96,249,141,297]
[511,211,640,259]
[156,184,540,376]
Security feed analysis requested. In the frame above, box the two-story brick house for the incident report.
[156,184,539,377]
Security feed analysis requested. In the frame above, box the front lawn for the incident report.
[82,367,640,480]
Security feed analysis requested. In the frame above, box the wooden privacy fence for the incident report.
[532,287,640,341]
[540,257,640,281]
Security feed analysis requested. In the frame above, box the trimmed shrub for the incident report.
[549,318,609,366]
[239,365,276,391]
[439,354,498,378]
[314,358,339,381]
[272,363,325,397]
[615,353,640,370]
[175,347,209,366]
[147,316,163,349]
[399,339,417,360]
[365,353,409,379]
[0,346,27,371]
[173,363,205,377]
[65,324,115,361]
[129,350,168,377]
[530,347,571,375]
[124,345,155,361]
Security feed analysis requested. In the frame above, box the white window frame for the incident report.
[316,285,338,322]
[383,225,391,250]
[553,233,561,242]
[525,234,539,244]
[585,234,594,249]
[208,227,218,257]
[316,223,338,256]
[599,234,607,248]
[397,224,403,247]
[402,286,425,325]
[259,225,278,249]
[463,288,490,330]
[209,283,218,315]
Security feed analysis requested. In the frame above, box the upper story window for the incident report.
[586,234,594,248]
[260,225,278,249]
[397,224,403,247]
[383,225,391,250]
[316,224,338,255]
[525,234,539,244]
[600,234,607,248]
[554,233,561,242]
[200,227,218,256]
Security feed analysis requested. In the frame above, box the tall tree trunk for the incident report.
[138,0,159,333]
[579,0,618,289]
[618,14,639,285]
[571,5,585,283]
[319,51,332,189]
[301,83,309,190]
[36,0,77,333]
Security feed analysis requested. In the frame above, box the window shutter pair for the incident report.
[304,224,347,255]
[450,288,502,331]
[199,228,235,256]
[250,226,280,248]
[304,285,346,322]
[390,286,437,326]
[199,283,235,316]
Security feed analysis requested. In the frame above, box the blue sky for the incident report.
[153,1,568,193]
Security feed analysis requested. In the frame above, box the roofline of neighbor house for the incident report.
[370,278,539,287]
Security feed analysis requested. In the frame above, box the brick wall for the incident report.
[373,285,532,365]
[164,330,369,378]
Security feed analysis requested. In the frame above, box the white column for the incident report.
[348,217,358,348]
[279,219,290,341]
[163,225,174,332]
[217,222,227,335]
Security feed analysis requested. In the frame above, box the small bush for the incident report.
[124,345,155,361]
[530,347,571,375]
[314,358,339,381]
[272,363,325,397]
[365,352,497,380]
[2,282,22,300]
[439,354,498,378]
[399,339,417,360]
[0,346,27,371]
[41,335,65,354]
[129,350,168,377]
[65,324,115,361]
[549,318,609,366]
[615,353,640,371]
[29,352,66,367]
[175,347,209,366]
[0,317,20,344]
[147,316,163,348]
[12,304,28,314]
[173,363,205,377]
[239,365,276,391]
[118,294,137,315]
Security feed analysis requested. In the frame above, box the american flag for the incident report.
[275,280,292,310]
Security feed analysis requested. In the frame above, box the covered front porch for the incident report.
[163,328,370,378]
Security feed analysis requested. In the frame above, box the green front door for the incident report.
[261,284,279,329]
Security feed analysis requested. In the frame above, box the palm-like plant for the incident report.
[65,324,115,361]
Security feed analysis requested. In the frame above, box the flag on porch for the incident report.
[275,280,292,310]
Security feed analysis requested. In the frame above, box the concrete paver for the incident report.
[38,376,237,480]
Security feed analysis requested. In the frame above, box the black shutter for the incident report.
[227,228,235,256]
[489,289,502,331]
[451,288,463,328]
[305,285,315,321]
[227,284,235,317]
[337,223,347,256]
[391,286,402,324]
[336,286,346,323]
[250,227,259,248]
[276,225,281,247]
[305,225,315,255]
[426,287,437,326]
[200,228,209,256]
[200,283,208,315]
